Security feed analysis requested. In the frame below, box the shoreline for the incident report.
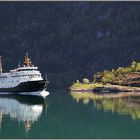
[69,83,140,93]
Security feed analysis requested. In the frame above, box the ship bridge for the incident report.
[16,66,38,72]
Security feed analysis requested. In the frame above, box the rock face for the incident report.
[120,72,140,87]
[95,72,140,87]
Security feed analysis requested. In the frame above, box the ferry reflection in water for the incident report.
[70,91,140,120]
[0,94,47,133]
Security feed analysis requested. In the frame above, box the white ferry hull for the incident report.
[0,80,49,98]
[0,80,48,92]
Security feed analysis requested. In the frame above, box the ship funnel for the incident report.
[0,56,2,74]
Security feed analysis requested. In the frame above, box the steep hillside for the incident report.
[0,2,140,88]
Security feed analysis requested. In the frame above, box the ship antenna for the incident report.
[45,73,48,80]
[26,53,28,58]
[18,58,21,68]
[0,56,2,74]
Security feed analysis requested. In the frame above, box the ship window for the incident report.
[17,69,36,71]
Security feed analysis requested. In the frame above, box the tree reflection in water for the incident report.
[70,92,140,120]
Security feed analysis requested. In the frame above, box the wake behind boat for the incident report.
[0,53,49,98]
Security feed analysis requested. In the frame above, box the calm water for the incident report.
[0,90,140,138]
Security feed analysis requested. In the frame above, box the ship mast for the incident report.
[24,53,32,67]
[0,56,2,74]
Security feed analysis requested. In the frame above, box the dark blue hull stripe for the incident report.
[0,80,48,92]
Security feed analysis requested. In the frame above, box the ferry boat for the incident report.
[0,53,49,97]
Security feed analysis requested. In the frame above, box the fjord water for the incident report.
[0,91,140,138]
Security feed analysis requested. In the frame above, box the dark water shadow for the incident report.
[0,94,45,105]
